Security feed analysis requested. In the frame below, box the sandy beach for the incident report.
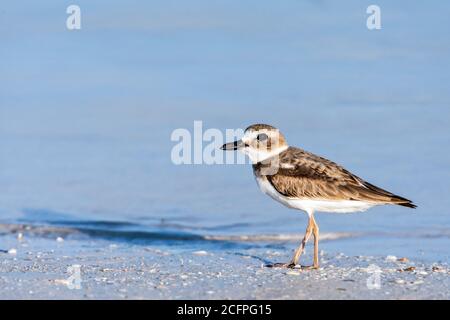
[2,0,450,301]
[1,223,448,300]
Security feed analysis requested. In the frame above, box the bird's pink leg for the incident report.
[312,216,320,269]
[270,216,314,269]
[290,217,314,267]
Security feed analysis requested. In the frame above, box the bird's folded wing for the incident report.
[266,147,411,204]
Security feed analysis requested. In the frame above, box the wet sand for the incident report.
[1,224,448,300]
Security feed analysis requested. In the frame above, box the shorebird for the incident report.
[220,124,416,269]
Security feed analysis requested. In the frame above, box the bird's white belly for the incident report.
[255,176,375,214]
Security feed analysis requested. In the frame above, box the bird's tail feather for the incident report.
[361,181,417,209]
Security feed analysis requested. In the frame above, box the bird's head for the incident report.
[220,124,288,163]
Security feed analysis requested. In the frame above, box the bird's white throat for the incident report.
[241,145,289,164]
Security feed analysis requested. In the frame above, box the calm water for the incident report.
[1,1,449,262]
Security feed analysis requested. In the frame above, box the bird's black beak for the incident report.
[220,139,245,151]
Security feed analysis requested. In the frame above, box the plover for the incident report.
[221,124,416,269]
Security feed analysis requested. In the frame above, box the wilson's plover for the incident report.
[221,124,416,269]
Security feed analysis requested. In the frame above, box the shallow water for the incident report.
[1,1,449,263]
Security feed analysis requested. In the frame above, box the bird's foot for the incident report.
[300,264,320,270]
[265,262,319,270]
[265,262,298,269]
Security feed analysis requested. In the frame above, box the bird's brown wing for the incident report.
[263,147,415,207]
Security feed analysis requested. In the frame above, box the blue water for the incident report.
[1,1,449,262]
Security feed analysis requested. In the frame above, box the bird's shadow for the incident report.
[232,252,274,265]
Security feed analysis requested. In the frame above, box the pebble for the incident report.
[403,266,416,272]
[8,248,17,255]
[432,266,444,272]
[54,279,69,286]
[56,237,64,242]
[385,255,397,262]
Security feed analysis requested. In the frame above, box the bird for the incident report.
[220,124,416,269]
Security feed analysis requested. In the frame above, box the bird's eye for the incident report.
[257,133,268,141]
